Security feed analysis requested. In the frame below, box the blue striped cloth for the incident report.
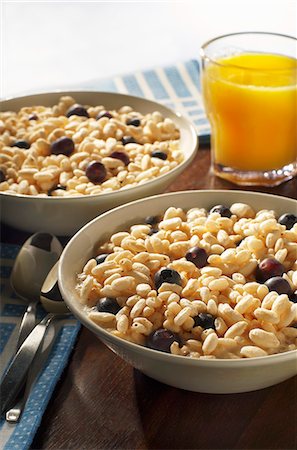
[78,59,210,136]
[0,244,80,450]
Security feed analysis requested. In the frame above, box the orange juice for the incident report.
[202,52,297,175]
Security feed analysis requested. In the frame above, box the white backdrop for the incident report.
[1,0,296,98]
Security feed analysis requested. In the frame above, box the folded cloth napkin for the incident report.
[0,59,209,449]
[76,59,210,137]
[0,243,80,450]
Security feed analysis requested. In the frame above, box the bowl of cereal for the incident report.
[59,190,297,393]
[0,91,197,235]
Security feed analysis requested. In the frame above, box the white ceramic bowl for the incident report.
[0,91,197,236]
[59,190,297,393]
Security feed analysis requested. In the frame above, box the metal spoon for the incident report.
[10,232,63,349]
[1,312,71,418]
[40,262,69,314]
[5,261,69,422]
[5,234,63,421]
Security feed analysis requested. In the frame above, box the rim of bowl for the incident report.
[59,189,297,365]
[0,90,198,201]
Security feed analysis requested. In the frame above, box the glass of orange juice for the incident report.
[200,32,297,186]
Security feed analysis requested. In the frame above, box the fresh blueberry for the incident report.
[95,254,109,264]
[50,137,74,156]
[147,328,181,353]
[0,170,6,183]
[193,313,216,329]
[148,229,158,236]
[265,277,293,296]
[96,297,121,315]
[96,111,113,120]
[255,258,285,282]
[185,247,208,268]
[151,151,167,160]
[28,114,38,120]
[47,184,66,196]
[110,151,130,166]
[66,104,89,118]
[209,205,232,218]
[289,292,297,303]
[85,161,107,183]
[278,214,297,230]
[122,136,136,145]
[11,140,30,149]
[154,268,182,290]
[145,216,159,225]
[126,118,141,127]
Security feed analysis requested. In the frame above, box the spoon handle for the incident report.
[16,302,37,350]
[6,320,59,423]
[0,314,54,416]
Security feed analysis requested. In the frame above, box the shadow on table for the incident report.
[133,369,296,450]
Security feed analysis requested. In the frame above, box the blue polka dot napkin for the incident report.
[0,244,80,450]
[76,59,210,138]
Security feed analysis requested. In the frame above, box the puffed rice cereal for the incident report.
[0,96,182,196]
[76,202,297,359]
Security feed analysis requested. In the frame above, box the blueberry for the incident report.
[11,140,30,149]
[147,328,181,353]
[193,313,216,330]
[151,151,167,160]
[47,184,66,196]
[154,268,182,290]
[66,104,89,118]
[185,247,208,268]
[110,151,130,166]
[126,118,141,127]
[96,111,113,120]
[255,258,285,283]
[96,297,121,315]
[0,170,6,183]
[28,114,38,120]
[85,161,107,183]
[145,216,159,225]
[209,205,232,218]
[265,277,293,296]
[95,254,109,264]
[50,137,74,156]
[278,214,297,230]
[289,292,297,303]
[148,229,158,236]
[122,136,136,145]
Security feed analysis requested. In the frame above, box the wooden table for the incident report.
[2,148,297,450]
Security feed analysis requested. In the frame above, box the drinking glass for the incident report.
[200,32,297,186]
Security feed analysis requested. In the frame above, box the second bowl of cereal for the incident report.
[59,190,297,393]
[0,91,197,235]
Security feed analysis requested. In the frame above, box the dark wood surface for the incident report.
[2,148,297,450]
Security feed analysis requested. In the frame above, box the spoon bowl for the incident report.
[11,233,63,302]
[40,262,69,313]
